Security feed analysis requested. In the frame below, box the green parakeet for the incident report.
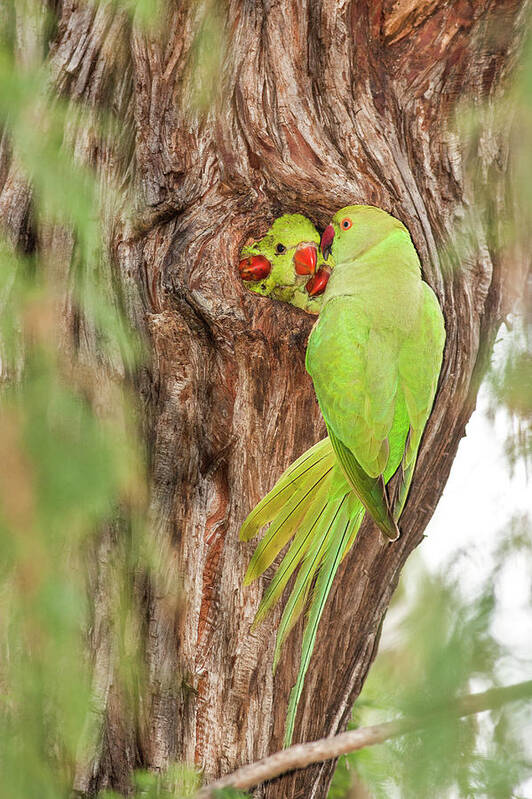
[238,214,333,314]
[240,205,446,746]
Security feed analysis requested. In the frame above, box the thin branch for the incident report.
[197,680,532,797]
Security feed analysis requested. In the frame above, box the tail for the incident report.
[240,437,365,746]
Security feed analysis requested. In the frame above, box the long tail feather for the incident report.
[342,502,366,559]
[252,488,332,627]
[240,438,335,542]
[244,466,334,585]
[240,436,366,748]
[270,498,343,668]
[273,495,349,670]
[283,498,363,746]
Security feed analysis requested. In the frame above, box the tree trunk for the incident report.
[1,1,529,797]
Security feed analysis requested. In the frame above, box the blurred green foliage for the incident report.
[0,0,234,796]
[185,0,227,115]
[0,1,149,797]
[99,766,248,799]
[100,765,202,798]
[329,532,532,798]
[486,313,531,471]
[107,0,165,29]
[452,24,532,472]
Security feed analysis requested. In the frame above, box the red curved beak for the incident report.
[293,244,317,275]
[238,255,271,281]
[306,267,332,297]
[320,224,335,260]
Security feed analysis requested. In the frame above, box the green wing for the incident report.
[392,282,446,511]
[306,288,445,533]
[306,296,402,538]
[327,428,397,538]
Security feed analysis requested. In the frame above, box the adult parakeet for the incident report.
[240,205,445,746]
[238,214,333,314]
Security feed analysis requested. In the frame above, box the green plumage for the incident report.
[307,209,445,535]
[240,214,331,314]
[240,206,445,747]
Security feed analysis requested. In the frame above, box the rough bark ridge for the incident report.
[0,1,529,798]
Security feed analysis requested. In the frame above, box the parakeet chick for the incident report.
[238,213,333,314]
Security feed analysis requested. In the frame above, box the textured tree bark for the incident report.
[1,1,529,798]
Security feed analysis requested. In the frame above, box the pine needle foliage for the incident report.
[0,2,153,796]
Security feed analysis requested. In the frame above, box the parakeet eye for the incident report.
[275,243,286,254]
[341,218,352,230]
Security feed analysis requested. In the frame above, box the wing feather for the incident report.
[306,297,401,537]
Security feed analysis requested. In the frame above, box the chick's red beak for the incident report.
[306,267,331,297]
[238,255,271,281]
[293,244,317,275]
[320,224,335,260]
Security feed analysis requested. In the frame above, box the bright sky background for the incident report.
[422,380,531,675]
[389,335,532,797]
[423,393,529,564]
